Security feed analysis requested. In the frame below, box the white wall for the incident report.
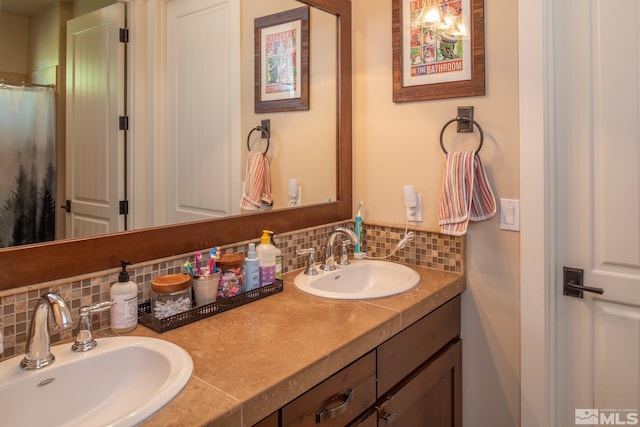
[352,0,521,425]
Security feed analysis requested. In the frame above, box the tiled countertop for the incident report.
[130,265,465,426]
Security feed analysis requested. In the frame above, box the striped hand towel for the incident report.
[438,151,496,236]
[240,151,273,210]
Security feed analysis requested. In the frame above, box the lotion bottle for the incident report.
[269,232,283,280]
[245,243,260,291]
[256,230,276,287]
[110,260,138,333]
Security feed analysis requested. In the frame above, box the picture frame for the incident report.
[255,6,310,113]
[392,0,485,102]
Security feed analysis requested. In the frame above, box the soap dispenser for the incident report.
[110,260,138,333]
[256,230,277,287]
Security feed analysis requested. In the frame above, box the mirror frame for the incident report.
[0,0,352,290]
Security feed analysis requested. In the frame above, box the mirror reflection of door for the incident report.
[162,0,242,225]
[65,2,126,238]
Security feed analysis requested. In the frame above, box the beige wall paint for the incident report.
[0,13,28,74]
[352,0,521,425]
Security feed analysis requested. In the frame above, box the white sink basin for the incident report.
[0,336,193,427]
[294,259,420,299]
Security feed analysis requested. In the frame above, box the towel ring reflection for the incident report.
[439,116,484,155]
[246,126,270,154]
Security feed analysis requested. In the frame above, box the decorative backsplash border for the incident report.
[0,221,464,360]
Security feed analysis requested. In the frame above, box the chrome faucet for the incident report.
[21,292,73,370]
[321,227,358,271]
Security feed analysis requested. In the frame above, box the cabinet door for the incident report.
[377,340,461,427]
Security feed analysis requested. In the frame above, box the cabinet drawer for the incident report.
[347,408,377,427]
[282,351,376,426]
[377,295,461,397]
[252,411,278,427]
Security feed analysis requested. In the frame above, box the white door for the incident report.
[156,0,241,225]
[555,0,640,425]
[66,3,126,238]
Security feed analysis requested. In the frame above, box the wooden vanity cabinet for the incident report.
[251,296,461,427]
[348,409,377,427]
[253,412,278,427]
[376,339,462,426]
[377,295,461,398]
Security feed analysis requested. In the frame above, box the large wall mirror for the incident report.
[0,0,351,289]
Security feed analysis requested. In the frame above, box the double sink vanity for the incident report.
[0,0,467,423]
[0,259,464,426]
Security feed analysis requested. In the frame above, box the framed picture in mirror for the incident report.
[392,0,485,102]
[255,6,309,113]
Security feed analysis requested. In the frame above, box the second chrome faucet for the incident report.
[321,227,358,271]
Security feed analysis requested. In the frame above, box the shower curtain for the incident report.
[0,85,56,247]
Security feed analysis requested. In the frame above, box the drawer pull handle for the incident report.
[382,411,396,424]
[315,389,354,423]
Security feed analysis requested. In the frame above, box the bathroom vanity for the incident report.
[136,264,465,426]
[259,296,461,426]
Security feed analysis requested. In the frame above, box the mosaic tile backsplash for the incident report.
[0,221,464,360]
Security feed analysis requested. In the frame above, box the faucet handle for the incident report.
[72,300,115,352]
[339,239,352,266]
[296,248,318,276]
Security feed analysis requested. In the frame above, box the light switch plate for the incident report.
[500,199,520,231]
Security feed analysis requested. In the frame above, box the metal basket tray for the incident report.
[138,280,283,333]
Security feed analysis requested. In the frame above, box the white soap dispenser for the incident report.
[110,260,138,333]
[256,230,277,287]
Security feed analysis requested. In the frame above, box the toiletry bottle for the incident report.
[355,201,364,253]
[256,230,277,286]
[245,243,260,291]
[110,260,138,333]
[269,231,283,280]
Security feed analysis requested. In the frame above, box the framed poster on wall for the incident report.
[255,6,310,113]
[392,0,485,102]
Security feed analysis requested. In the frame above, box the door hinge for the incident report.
[119,28,129,43]
[119,116,129,131]
[119,200,129,215]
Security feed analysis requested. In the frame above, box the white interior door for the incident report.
[555,0,640,425]
[158,0,241,225]
[65,3,125,238]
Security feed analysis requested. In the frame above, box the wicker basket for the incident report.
[138,280,283,333]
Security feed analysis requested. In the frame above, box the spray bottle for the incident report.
[245,243,260,291]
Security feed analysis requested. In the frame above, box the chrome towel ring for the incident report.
[439,116,484,155]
